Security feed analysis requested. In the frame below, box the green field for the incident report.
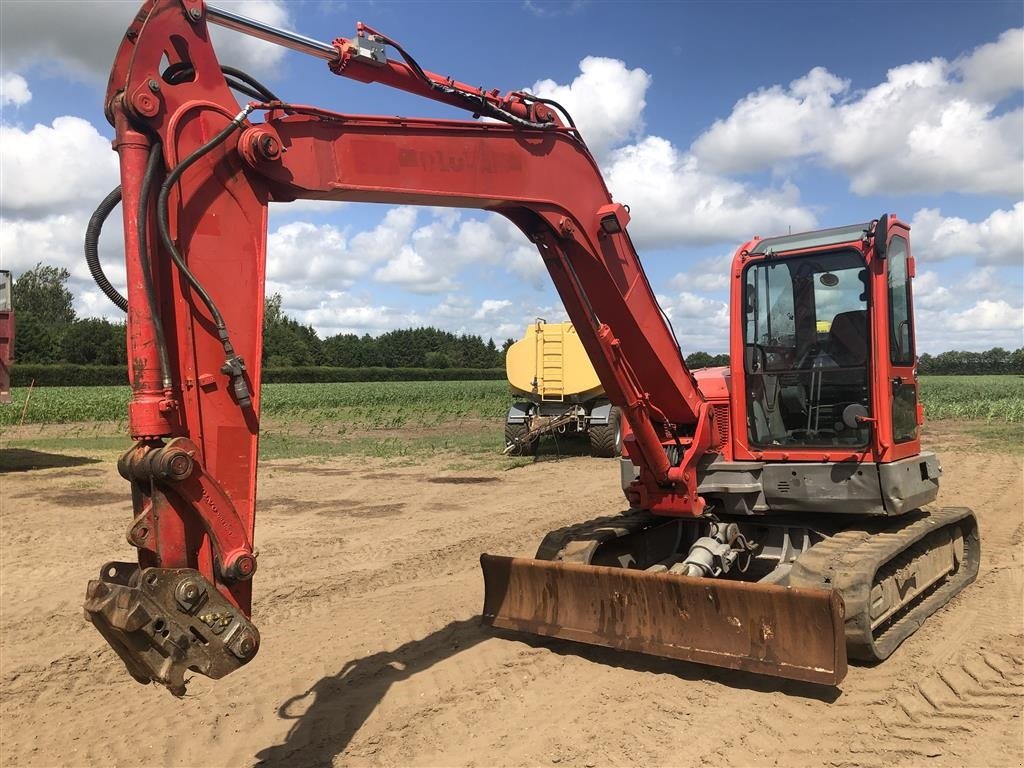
[1,376,1021,427]
[2,375,1021,469]
[916,375,1024,422]
[0,380,512,428]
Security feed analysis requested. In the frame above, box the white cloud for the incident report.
[656,291,730,352]
[692,28,1024,196]
[371,209,543,293]
[944,299,1022,332]
[957,28,1024,103]
[473,299,513,320]
[208,1,293,77]
[300,302,427,338]
[668,252,735,293]
[605,137,816,249]
[0,0,292,80]
[522,0,586,18]
[910,204,1024,264]
[530,57,650,160]
[690,67,847,175]
[281,292,567,343]
[1,73,31,107]
[913,271,956,311]
[266,221,366,287]
[916,296,1024,352]
[527,55,817,249]
[914,266,1023,351]
[0,116,123,320]
[0,117,119,219]
[374,245,458,294]
[1,212,126,320]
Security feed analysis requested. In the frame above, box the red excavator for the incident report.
[84,0,979,695]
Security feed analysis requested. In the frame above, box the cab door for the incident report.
[881,223,921,460]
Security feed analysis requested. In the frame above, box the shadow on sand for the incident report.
[253,617,840,766]
[0,448,101,473]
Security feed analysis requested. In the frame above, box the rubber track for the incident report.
[534,509,661,561]
[788,506,980,661]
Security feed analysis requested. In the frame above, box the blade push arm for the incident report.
[89,0,711,693]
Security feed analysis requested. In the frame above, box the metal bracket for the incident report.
[351,34,387,66]
[119,438,257,582]
[84,563,259,696]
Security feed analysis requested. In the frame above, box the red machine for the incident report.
[0,270,13,404]
[85,0,978,694]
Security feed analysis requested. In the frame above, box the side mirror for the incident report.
[874,214,889,259]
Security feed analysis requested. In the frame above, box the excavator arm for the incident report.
[85,0,846,694]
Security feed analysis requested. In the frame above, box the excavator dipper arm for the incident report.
[86,0,845,693]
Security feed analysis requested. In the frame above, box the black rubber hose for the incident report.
[520,94,579,130]
[84,186,129,312]
[225,77,265,102]
[157,106,254,408]
[138,142,173,389]
[161,62,282,105]
[219,65,281,102]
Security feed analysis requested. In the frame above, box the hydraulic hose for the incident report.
[84,186,129,312]
[156,105,255,409]
[138,142,173,390]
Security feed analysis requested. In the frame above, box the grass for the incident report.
[1,376,1020,463]
[918,375,1024,422]
[0,380,513,427]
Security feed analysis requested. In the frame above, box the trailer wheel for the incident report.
[589,406,622,458]
[505,423,539,456]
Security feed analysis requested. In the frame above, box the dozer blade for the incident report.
[481,554,847,686]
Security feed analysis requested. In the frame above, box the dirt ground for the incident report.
[1,424,1021,767]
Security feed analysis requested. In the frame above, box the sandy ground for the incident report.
[1,425,1021,767]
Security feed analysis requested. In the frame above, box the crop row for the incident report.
[1,376,1021,427]
[0,380,513,427]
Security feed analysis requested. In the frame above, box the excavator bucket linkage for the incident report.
[481,554,848,686]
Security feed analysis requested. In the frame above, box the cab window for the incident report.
[743,251,871,448]
[887,236,914,365]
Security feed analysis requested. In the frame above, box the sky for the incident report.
[1,0,1022,354]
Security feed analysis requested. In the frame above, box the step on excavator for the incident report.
[84,0,979,695]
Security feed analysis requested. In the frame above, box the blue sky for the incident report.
[1,0,1022,353]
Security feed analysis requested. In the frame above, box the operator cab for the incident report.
[740,221,906,451]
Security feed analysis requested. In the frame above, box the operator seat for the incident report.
[828,310,868,367]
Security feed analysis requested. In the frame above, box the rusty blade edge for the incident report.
[480,553,848,687]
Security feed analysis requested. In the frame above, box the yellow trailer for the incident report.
[504,320,621,457]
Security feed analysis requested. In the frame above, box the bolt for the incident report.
[156,447,194,481]
[148,79,160,92]
[229,553,257,581]
[168,452,191,477]
[175,578,206,610]
[188,7,202,20]
[258,135,280,160]
[230,629,258,660]
[134,93,158,117]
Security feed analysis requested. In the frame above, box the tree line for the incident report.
[8,264,1023,375]
[10,264,510,369]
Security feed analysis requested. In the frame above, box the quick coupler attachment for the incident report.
[84,562,259,696]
